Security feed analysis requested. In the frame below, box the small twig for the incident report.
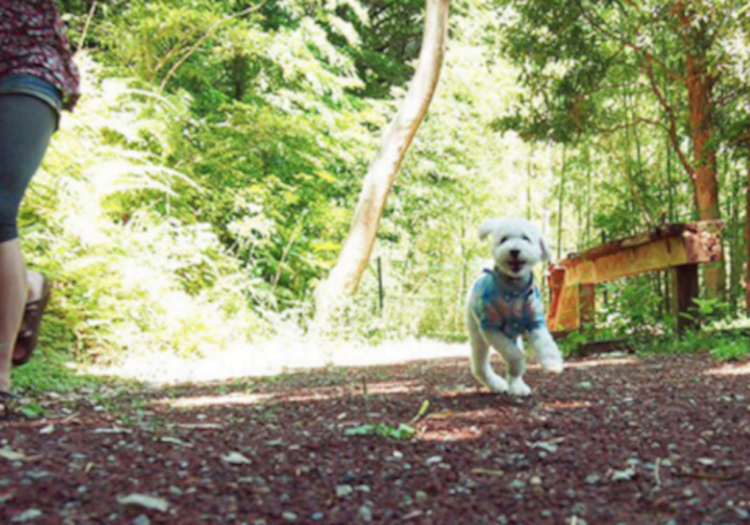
[672,471,743,481]
[361,375,369,413]
[159,1,267,91]
[654,457,662,487]
[60,412,81,424]
[77,1,98,52]
[271,212,308,294]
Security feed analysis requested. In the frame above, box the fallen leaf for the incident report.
[12,508,43,522]
[344,423,416,440]
[39,425,55,435]
[221,452,252,465]
[160,436,193,448]
[117,493,170,512]
[585,474,601,485]
[529,440,560,453]
[611,467,636,481]
[400,510,424,521]
[409,399,431,423]
[425,411,455,420]
[471,468,506,477]
[132,515,151,525]
[174,423,222,430]
[0,447,25,461]
[508,479,526,490]
[92,427,132,435]
[336,484,353,497]
[425,456,443,466]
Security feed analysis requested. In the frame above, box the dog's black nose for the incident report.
[510,249,520,258]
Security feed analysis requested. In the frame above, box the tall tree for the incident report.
[316,0,451,314]
[493,0,749,298]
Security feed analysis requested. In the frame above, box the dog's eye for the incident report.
[499,236,509,244]
[522,235,531,242]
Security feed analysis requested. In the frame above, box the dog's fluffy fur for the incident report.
[466,217,564,396]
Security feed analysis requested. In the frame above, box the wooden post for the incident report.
[601,231,609,309]
[676,264,699,333]
[547,265,566,323]
[580,284,596,330]
[669,268,679,315]
[745,155,750,313]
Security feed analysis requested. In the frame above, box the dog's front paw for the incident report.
[533,338,564,374]
[540,355,564,374]
[485,374,509,394]
[508,377,531,396]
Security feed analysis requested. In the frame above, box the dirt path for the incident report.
[2,354,749,524]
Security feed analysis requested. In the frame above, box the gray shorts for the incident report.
[0,73,62,127]
[0,76,58,243]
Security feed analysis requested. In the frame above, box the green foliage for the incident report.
[14,0,749,365]
[344,422,417,440]
[635,329,750,362]
[11,347,102,394]
[23,59,264,361]
[709,335,750,361]
[690,297,731,321]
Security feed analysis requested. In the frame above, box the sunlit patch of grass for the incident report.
[11,347,102,394]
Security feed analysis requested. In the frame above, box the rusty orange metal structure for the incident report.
[547,221,723,333]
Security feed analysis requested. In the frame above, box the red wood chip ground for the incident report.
[1,354,749,524]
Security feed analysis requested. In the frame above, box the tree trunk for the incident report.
[745,156,750,312]
[316,0,450,312]
[686,51,724,299]
[728,159,740,314]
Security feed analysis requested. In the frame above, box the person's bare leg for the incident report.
[0,94,58,393]
[0,239,27,393]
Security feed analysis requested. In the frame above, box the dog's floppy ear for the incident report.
[479,218,502,241]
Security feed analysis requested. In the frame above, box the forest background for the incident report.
[22,0,750,370]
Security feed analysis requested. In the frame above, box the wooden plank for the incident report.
[557,220,723,266]
[557,231,721,287]
[547,221,723,333]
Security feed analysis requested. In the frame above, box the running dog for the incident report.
[466,217,564,396]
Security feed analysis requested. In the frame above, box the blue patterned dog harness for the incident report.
[470,269,547,338]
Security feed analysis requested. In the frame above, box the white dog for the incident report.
[466,217,564,396]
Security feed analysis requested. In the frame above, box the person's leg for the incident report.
[0,94,57,394]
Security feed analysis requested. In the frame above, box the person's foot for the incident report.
[13,272,52,367]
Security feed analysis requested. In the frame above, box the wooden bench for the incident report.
[546,221,723,334]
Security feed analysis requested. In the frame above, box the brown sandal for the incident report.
[12,275,52,367]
